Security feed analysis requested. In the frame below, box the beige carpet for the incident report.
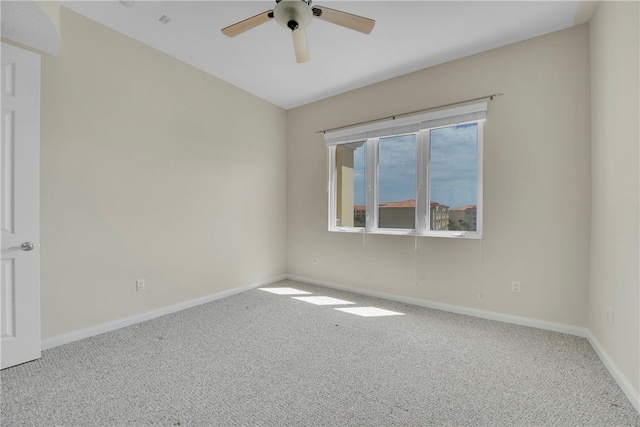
[2,279,638,426]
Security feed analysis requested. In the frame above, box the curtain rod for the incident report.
[316,92,503,134]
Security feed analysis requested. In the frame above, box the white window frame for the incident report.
[326,102,485,239]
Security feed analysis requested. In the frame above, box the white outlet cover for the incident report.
[606,308,613,326]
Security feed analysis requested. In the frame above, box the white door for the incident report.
[1,43,41,369]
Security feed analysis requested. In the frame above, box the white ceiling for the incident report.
[61,1,596,109]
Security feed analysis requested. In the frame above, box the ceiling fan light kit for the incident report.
[274,0,312,31]
[221,0,375,64]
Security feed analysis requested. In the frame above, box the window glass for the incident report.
[377,134,416,229]
[335,142,366,227]
[327,102,485,238]
[429,123,478,231]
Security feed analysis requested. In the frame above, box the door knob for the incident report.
[9,242,36,251]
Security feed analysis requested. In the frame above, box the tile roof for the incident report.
[450,205,477,211]
[380,199,416,208]
[353,200,452,210]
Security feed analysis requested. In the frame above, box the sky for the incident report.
[352,123,477,209]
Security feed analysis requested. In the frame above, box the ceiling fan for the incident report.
[221,0,375,64]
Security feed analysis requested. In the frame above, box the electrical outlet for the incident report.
[511,281,521,293]
[136,279,145,292]
[312,258,320,265]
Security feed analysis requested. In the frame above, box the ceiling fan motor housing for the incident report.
[274,0,313,31]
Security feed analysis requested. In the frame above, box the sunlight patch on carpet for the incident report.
[292,296,355,306]
[335,307,404,317]
[259,287,312,295]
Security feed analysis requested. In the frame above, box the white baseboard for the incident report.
[41,275,287,351]
[287,274,588,337]
[586,331,640,413]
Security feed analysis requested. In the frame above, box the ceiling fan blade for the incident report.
[292,28,310,63]
[311,6,375,34]
[221,10,274,37]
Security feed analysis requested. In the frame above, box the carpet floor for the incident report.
[1,279,639,426]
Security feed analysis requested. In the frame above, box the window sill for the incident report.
[329,227,481,239]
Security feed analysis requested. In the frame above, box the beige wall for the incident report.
[287,25,591,327]
[589,1,639,396]
[36,8,287,338]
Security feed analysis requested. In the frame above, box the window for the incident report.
[326,102,485,238]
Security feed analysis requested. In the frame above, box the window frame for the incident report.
[327,109,484,239]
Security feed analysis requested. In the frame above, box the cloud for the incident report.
[378,135,416,203]
[347,123,478,208]
[430,124,477,208]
